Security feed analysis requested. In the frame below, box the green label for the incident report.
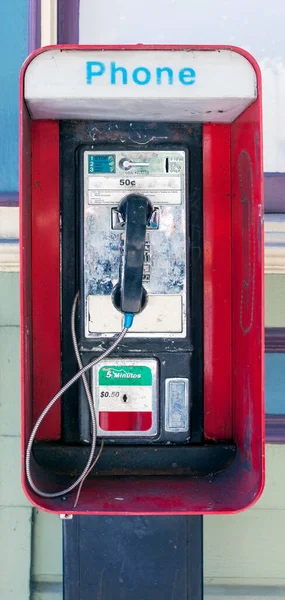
[88,154,115,173]
[99,365,152,386]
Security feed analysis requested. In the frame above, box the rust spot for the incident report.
[33,180,42,190]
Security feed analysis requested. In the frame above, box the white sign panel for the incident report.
[88,176,182,205]
[24,49,257,122]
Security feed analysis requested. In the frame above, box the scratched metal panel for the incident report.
[82,149,187,338]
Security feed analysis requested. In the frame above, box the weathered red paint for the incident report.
[20,44,264,515]
[31,121,61,439]
[203,124,232,440]
[19,101,33,455]
[231,99,264,483]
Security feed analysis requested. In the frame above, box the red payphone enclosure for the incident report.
[20,45,264,515]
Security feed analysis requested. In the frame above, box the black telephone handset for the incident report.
[113,193,152,315]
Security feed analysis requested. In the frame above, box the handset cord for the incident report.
[25,292,130,501]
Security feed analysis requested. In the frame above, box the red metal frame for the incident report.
[203,124,232,440]
[31,121,61,438]
[20,44,264,514]
[231,99,264,477]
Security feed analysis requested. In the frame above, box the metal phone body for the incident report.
[79,147,190,439]
[81,149,187,339]
[60,122,203,448]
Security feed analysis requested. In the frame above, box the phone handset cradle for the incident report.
[112,193,153,315]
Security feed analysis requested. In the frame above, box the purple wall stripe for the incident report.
[0,193,19,207]
[28,0,41,53]
[265,328,285,352]
[266,415,285,443]
[265,173,285,213]
[58,0,80,44]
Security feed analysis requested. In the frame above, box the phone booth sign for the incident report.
[20,45,264,515]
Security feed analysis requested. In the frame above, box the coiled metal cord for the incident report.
[25,292,129,499]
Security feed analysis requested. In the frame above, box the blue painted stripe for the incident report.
[0,2,29,192]
[265,353,285,414]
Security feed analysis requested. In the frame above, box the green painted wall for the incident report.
[0,273,32,600]
[265,274,285,327]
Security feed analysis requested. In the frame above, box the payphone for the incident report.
[80,147,190,440]
[20,45,264,515]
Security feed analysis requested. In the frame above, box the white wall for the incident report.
[79,0,285,172]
